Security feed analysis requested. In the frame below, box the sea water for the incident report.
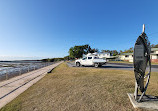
[0,61,44,76]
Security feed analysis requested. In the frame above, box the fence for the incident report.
[0,62,54,81]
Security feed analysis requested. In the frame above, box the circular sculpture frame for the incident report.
[133,24,151,102]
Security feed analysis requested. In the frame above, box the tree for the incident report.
[123,47,133,53]
[119,50,123,54]
[150,44,158,48]
[112,50,118,56]
[90,48,99,53]
[41,59,49,62]
[83,44,92,54]
[153,44,158,48]
[101,50,118,56]
[69,47,75,59]
[69,46,84,59]
[151,44,155,48]
[101,50,108,53]
[64,56,69,60]
[68,44,97,59]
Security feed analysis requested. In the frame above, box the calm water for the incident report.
[0,61,46,76]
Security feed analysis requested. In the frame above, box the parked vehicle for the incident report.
[75,53,106,67]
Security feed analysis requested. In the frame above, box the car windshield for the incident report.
[88,57,92,59]
[82,57,87,60]
[94,57,99,59]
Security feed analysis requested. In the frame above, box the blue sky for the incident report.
[0,0,158,60]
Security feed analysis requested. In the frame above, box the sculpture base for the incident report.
[127,93,158,110]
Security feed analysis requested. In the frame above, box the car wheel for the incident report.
[76,62,80,67]
[94,63,99,68]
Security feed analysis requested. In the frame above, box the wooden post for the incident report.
[19,68,21,75]
[6,70,8,80]
[28,67,29,72]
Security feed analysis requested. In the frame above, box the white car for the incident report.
[75,56,106,67]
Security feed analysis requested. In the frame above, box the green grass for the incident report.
[1,63,158,111]
[109,60,158,65]
[108,61,133,64]
[151,62,158,65]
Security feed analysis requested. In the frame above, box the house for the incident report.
[119,48,158,63]
[151,48,158,62]
[83,52,111,59]
[97,52,111,59]
[119,53,133,62]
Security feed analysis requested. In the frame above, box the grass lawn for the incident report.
[1,63,158,111]
[108,61,133,64]
[109,60,158,65]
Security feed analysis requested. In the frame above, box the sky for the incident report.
[0,0,158,60]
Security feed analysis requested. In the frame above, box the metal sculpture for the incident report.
[133,24,151,102]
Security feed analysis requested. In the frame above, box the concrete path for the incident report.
[0,61,63,109]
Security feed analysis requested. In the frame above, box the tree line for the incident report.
[42,43,158,62]
[68,44,98,59]
[68,43,158,59]
[42,58,64,62]
[151,44,158,48]
[68,44,135,59]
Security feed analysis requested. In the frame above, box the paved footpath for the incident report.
[0,61,63,109]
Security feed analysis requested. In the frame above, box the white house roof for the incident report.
[120,53,133,55]
[98,52,110,54]
[151,48,158,51]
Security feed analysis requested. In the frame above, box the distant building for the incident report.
[151,48,158,62]
[119,48,158,63]
[119,53,133,62]
[98,52,111,59]
[83,52,111,59]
